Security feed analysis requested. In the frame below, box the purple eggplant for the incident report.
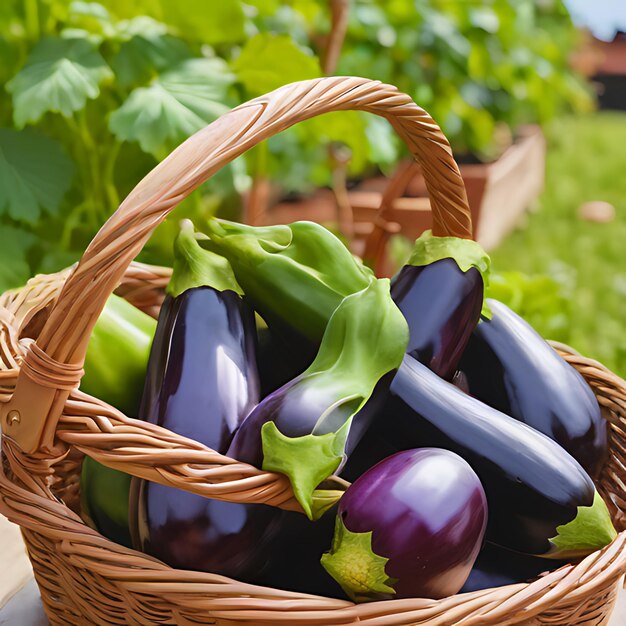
[131,221,284,582]
[139,287,258,447]
[458,299,607,478]
[347,355,615,558]
[321,449,488,601]
[227,279,408,518]
[255,325,313,398]
[460,542,569,593]
[391,231,488,380]
[257,505,348,599]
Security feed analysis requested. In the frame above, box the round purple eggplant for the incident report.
[458,299,607,478]
[321,448,488,601]
[391,260,483,380]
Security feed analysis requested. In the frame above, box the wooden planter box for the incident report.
[254,125,546,256]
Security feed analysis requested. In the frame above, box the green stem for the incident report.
[78,109,108,222]
[104,140,122,211]
[61,201,93,249]
[24,0,40,41]
[64,115,100,232]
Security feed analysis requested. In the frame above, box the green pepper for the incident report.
[81,294,157,415]
[79,294,157,547]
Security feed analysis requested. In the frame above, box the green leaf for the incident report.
[109,57,234,156]
[109,17,192,87]
[93,0,161,20]
[546,491,617,559]
[296,111,370,175]
[161,0,246,44]
[7,37,113,127]
[261,420,348,519]
[167,220,241,297]
[0,128,75,223]
[232,33,321,97]
[63,1,117,42]
[365,116,398,167]
[0,226,37,292]
[321,516,397,602]
[244,0,281,16]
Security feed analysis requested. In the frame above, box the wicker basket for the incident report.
[0,77,625,626]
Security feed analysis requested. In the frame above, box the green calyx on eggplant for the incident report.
[547,490,616,559]
[458,299,608,478]
[406,230,491,283]
[348,355,615,558]
[391,230,489,380]
[321,449,487,602]
[79,293,156,544]
[405,229,491,314]
[202,218,374,342]
[227,279,409,519]
[167,219,242,298]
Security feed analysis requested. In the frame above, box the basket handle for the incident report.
[2,76,472,454]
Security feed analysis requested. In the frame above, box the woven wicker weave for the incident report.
[0,77,625,625]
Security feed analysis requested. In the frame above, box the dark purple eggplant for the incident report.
[460,542,569,593]
[321,449,488,601]
[348,355,615,558]
[135,483,284,581]
[139,287,258,447]
[132,221,283,582]
[391,229,488,380]
[257,505,348,599]
[458,299,607,478]
[227,279,408,519]
[255,324,313,398]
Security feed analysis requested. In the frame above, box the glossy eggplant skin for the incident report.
[322,449,487,601]
[138,482,283,581]
[460,542,568,593]
[458,299,607,478]
[352,355,595,555]
[137,286,276,580]
[391,260,483,380]
[255,325,314,398]
[139,288,259,448]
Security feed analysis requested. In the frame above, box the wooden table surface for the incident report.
[1,514,624,624]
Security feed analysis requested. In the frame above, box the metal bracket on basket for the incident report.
[1,342,82,455]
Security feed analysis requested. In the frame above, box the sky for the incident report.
[564,0,626,41]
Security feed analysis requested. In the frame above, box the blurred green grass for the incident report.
[490,112,626,378]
